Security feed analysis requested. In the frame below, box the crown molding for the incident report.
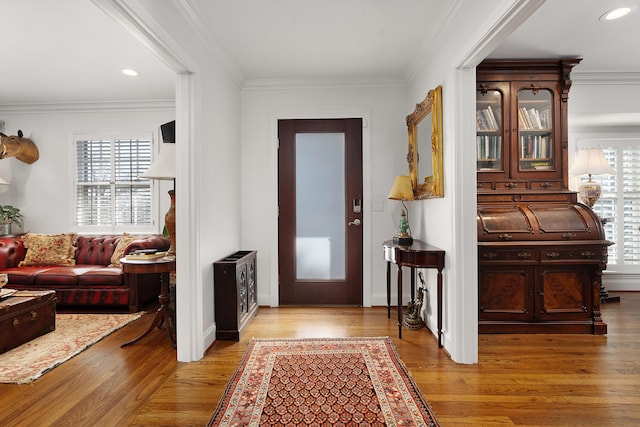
[91,0,197,74]
[572,71,640,85]
[0,99,175,114]
[241,78,406,92]
[174,0,245,86]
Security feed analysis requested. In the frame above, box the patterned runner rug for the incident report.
[208,337,440,426]
[0,312,141,384]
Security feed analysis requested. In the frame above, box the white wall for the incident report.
[240,85,408,308]
[97,0,244,362]
[0,106,174,233]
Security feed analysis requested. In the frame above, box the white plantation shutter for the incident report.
[75,136,153,231]
[586,144,640,269]
[621,147,640,264]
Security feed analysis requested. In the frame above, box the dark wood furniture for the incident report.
[0,289,56,354]
[383,240,445,346]
[120,256,176,348]
[476,59,611,334]
[214,250,258,340]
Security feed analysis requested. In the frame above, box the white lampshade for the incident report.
[140,143,175,180]
[569,148,616,177]
[569,148,616,208]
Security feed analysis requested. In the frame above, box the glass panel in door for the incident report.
[476,88,504,172]
[295,133,345,280]
[518,88,554,171]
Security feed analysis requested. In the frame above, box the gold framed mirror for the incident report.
[406,85,443,199]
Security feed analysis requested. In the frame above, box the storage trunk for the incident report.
[0,290,56,354]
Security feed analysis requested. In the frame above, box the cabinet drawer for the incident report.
[477,181,494,190]
[495,180,527,190]
[530,180,562,190]
[541,248,604,262]
[479,248,539,262]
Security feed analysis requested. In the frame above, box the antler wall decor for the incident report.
[0,130,39,164]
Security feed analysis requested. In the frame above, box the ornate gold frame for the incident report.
[406,85,443,199]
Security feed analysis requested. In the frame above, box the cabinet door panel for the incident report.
[477,82,510,179]
[538,268,591,321]
[479,268,533,321]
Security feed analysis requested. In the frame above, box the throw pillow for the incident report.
[19,233,77,267]
[109,233,139,267]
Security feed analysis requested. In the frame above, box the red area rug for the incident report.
[208,337,440,426]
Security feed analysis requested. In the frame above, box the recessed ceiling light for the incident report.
[600,7,632,21]
[122,68,140,77]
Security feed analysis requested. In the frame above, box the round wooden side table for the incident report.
[120,256,176,348]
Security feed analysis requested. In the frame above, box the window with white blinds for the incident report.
[75,136,154,232]
[582,143,640,270]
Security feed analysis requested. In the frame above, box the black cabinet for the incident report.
[213,250,258,340]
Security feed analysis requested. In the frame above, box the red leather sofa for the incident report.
[0,234,170,312]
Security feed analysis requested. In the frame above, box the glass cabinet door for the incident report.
[476,87,504,172]
[517,87,554,171]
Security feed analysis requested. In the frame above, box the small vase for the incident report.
[0,223,11,236]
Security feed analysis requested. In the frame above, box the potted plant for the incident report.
[0,205,24,235]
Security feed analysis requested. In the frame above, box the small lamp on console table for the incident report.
[140,142,176,255]
[569,148,616,208]
[388,175,415,245]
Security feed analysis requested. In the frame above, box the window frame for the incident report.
[572,136,640,275]
[72,131,159,234]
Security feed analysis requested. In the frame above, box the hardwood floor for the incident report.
[1,293,639,426]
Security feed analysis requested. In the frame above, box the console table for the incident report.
[383,240,445,346]
[120,256,176,348]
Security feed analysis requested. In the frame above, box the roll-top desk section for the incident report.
[477,203,611,334]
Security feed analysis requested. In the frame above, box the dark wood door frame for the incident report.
[278,118,363,305]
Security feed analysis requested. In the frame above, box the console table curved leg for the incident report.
[386,261,391,318]
[437,268,443,348]
[397,264,403,339]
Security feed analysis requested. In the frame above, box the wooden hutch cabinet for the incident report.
[476,59,611,334]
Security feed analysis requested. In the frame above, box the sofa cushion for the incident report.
[3,266,58,284]
[78,266,124,286]
[18,233,77,267]
[109,233,139,267]
[33,266,97,286]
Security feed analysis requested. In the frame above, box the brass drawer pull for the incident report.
[546,251,560,259]
[562,233,576,240]
[504,182,518,189]
[517,252,532,259]
[581,251,595,258]
[13,318,19,326]
[539,182,551,188]
[498,233,513,241]
[483,252,498,259]
[31,311,37,320]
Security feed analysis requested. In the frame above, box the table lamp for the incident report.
[569,148,616,208]
[140,142,176,255]
[388,175,414,245]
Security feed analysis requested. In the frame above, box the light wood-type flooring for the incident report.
[0,293,638,426]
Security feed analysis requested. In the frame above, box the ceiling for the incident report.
[0,0,638,108]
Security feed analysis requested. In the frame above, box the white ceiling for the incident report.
[0,0,638,107]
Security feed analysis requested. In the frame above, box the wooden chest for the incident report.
[0,290,56,354]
